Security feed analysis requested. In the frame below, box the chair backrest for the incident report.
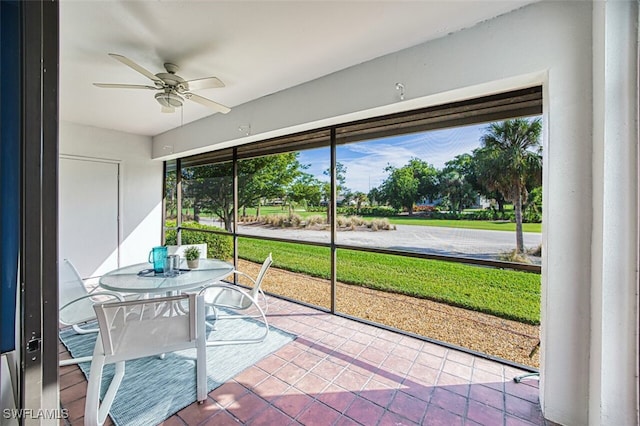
[93,294,198,363]
[59,259,95,325]
[249,253,272,299]
[167,244,208,259]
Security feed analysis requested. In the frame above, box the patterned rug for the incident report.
[60,316,295,426]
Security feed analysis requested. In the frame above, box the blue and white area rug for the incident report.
[60,316,296,426]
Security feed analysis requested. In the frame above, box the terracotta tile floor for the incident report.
[60,296,549,425]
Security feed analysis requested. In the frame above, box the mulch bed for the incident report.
[238,260,540,368]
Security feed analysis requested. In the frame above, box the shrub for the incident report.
[165,221,233,260]
[368,218,394,231]
[336,206,398,217]
[264,214,286,227]
[289,214,302,227]
[426,210,523,222]
[523,210,542,223]
[349,216,366,226]
[528,244,542,257]
[336,215,348,227]
[304,215,325,227]
[413,205,439,213]
[498,249,533,264]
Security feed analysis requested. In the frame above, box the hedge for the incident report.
[164,221,233,260]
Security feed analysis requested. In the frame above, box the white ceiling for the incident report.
[60,1,536,137]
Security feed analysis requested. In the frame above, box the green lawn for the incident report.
[378,217,542,233]
[196,206,542,233]
[239,237,541,324]
[240,206,320,218]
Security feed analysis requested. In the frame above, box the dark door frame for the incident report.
[19,0,59,419]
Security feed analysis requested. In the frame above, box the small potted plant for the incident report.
[184,246,201,269]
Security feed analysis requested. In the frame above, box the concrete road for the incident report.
[235,222,542,263]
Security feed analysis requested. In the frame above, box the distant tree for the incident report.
[239,153,301,217]
[380,158,439,215]
[367,187,381,207]
[322,162,348,222]
[184,153,302,231]
[182,162,233,229]
[381,166,417,213]
[352,191,368,214]
[288,172,323,210]
[165,169,177,219]
[476,118,542,253]
[438,155,478,212]
[438,169,476,213]
[523,186,542,222]
[409,158,440,203]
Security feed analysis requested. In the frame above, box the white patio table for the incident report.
[99,258,234,296]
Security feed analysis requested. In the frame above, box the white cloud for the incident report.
[337,125,485,192]
[295,119,542,193]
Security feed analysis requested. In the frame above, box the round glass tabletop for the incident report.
[99,258,234,294]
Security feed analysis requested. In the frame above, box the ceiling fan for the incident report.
[93,53,231,114]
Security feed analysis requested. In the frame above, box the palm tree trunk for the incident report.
[515,190,524,254]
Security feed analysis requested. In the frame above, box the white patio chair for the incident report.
[59,259,124,367]
[198,254,272,347]
[181,253,273,346]
[210,253,272,316]
[198,283,269,346]
[84,294,207,426]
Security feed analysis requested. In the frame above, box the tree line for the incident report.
[169,118,542,254]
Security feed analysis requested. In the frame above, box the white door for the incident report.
[59,157,119,278]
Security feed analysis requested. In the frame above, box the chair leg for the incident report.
[59,355,92,367]
[196,295,208,403]
[513,372,539,383]
[73,324,99,334]
[84,355,125,426]
[196,326,206,399]
[204,305,219,330]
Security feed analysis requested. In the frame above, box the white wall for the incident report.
[590,2,639,425]
[59,122,163,267]
[152,2,639,425]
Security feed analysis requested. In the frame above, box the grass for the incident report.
[378,217,542,233]
[238,237,541,324]
[236,206,542,233]
[240,206,319,218]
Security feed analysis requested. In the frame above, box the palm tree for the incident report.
[476,118,542,254]
[353,191,368,214]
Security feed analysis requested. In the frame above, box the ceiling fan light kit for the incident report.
[93,53,230,114]
[155,91,184,108]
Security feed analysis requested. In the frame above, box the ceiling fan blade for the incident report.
[185,93,231,114]
[93,83,157,90]
[108,53,164,85]
[184,77,225,91]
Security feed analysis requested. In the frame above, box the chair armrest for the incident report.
[198,282,259,310]
[60,291,125,329]
[224,270,257,286]
[196,283,269,346]
[60,291,124,312]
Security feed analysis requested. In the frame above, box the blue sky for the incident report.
[298,122,489,193]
